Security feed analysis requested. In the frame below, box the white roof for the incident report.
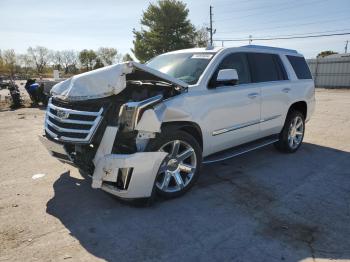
[166,45,300,55]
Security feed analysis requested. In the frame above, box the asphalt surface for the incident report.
[0,89,349,262]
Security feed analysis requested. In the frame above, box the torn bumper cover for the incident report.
[39,134,167,198]
[92,152,167,198]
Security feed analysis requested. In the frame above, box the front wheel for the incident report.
[275,110,305,153]
[146,130,202,199]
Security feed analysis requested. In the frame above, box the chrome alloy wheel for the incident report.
[288,115,304,149]
[156,140,197,193]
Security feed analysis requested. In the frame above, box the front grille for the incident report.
[45,99,104,143]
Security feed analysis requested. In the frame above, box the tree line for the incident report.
[0,47,133,78]
[0,0,209,79]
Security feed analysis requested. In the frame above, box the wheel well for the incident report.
[161,122,203,150]
[289,101,307,119]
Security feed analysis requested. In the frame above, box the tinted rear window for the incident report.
[287,55,312,79]
[247,53,288,83]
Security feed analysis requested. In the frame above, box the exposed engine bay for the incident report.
[41,62,188,197]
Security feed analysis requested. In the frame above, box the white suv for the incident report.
[40,45,315,200]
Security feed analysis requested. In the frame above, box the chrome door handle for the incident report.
[282,88,291,93]
[248,92,259,99]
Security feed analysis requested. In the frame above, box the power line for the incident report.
[215,17,350,36]
[214,32,350,42]
[216,9,350,35]
[219,28,350,39]
[215,0,328,22]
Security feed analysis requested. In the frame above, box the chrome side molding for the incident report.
[212,115,281,136]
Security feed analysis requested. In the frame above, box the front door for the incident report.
[204,53,261,155]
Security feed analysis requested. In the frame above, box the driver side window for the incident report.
[217,53,251,84]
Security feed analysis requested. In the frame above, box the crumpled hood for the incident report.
[51,61,188,101]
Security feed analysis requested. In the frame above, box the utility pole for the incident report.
[345,40,349,53]
[207,5,215,47]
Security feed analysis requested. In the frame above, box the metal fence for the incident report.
[307,56,350,88]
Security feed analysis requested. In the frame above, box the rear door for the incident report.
[247,53,290,137]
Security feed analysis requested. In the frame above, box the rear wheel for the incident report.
[147,130,202,199]
[275,110,305,153]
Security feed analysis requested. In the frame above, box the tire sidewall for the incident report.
[146,129,202,198]
[279,110,305,153]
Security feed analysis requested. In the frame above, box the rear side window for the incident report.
[287,55,312,79]
[247,53,288,83]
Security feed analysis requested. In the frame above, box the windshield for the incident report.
[147,52,215,85]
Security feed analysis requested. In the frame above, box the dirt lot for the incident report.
[0,89,349,262]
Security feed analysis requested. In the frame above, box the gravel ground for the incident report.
[0,89,349,262]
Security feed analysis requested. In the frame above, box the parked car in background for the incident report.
[39,45,315,201]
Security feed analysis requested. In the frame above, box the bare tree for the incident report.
[0,49,3,68]
[3,49,17,77]
[50,50,63,70]
[28,46,50,74]
[18,54,33,77]
[194,26,209,47]
[61,50,78,74]
[97,47,119,65]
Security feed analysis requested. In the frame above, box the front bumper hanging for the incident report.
[39,134,167,199]
[93,152,167,198]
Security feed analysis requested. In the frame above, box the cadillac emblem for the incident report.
[57,110,70,119]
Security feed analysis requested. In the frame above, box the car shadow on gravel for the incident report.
[46,143,350,262]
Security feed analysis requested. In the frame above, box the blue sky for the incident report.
[0,0,349,58]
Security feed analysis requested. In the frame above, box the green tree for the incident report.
[132,0,196,63]
[93,58,104,69]
[122,53,134,62]
[79,49,97,71]
[317,50,338,58]
[97,47,119,65]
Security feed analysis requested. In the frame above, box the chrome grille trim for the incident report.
[47,111,95,125]
[45,99,104,143]
[46,120,92,133]
[49,103,103,116]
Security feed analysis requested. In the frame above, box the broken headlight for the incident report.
[118,95,163,131]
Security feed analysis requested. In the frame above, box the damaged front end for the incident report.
[39,62,187,199]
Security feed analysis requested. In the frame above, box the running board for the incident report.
[203,135,279,164]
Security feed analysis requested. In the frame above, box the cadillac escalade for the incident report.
[39,45,315,200]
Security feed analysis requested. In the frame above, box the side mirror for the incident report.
[216,69,239,86]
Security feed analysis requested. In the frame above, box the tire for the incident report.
[146,129,202,199]
[275,110,305,153]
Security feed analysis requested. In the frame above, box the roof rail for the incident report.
[241,45,298,54]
